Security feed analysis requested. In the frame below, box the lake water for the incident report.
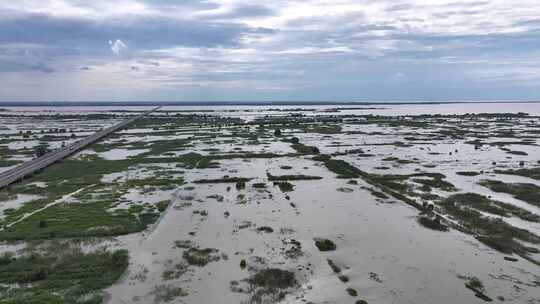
[2,102,540,117]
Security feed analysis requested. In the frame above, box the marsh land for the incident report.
[0,103,539,304]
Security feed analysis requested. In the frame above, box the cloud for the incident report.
[0,10,270,52]
[204,4,276,19]
[0,0,540,101]
[277,46,354,55]
[141,0,219,10]
[109,39,127,56]
[0,59,55,73]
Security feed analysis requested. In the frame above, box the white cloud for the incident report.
[277,46,354,55]
[109,39,127,56]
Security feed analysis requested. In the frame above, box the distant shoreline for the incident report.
[1,100,539,107]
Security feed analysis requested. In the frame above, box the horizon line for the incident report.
[1,100,540,107]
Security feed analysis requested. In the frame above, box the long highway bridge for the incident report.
[0,106,160,190]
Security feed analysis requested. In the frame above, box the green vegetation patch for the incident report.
[382,157,415,164]
[291,143,320,155]
[461,276,493,302]
[0,246,128,304]
[0,200,158,241]
[495,167,540,180]
[318,157,363,179]
[441,194,540,255]
[412,177,457,192]
[314,238,337,251]
[274,181,295,192]
[267,172,322,181]
[247,268,298,302]
[479,180,540,208]
[194,176,253,184]
[182,247,220,267]
[456,171,481,176]
[327,259,341,273]
[506,150,528,156]
[0,182,170,241]
[150,284,188,302]
[418,216,448,232]
[442,193,539,222]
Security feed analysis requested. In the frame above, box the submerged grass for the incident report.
[309,152,540,260]
[274,181,295,192]
[267,172,322,181]
[494,167,540,180]
[479,180,540,208]
[246,268,298,303]
[194,177,253,184]
[441,193,540,255]
[291,143,320,155]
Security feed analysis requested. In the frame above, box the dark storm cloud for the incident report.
[0,9,272,53]
[207,4,276,19]
[141,0,220,10]
[67,0,221,10]
[0,59,55,73]
[386,4,414,12]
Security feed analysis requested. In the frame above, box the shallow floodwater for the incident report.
[1,103,540,304]
[4,102,540,118]
[103,158,540,304]
[99,148,150,160]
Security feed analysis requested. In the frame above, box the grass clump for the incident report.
[252,183,267,189]
[274,181,294,192]
[150,284,188,302]
[244,268,298,303]
[462,276,493,302]
[314,238,337,251]
[441,194,540,255]
[506,150,528,156]
[291,143,320,155]
[445,192,540,222]
[162,263,188,281]
[479,180,540,208]
[495,167,540,180]
[346,287,358,297]
[456,171,481,176]
[327,259,341,273]
[194,176,253,184]
[382,157,414,164]
[321,158,363,178]
[257,226,274,233]
[369,190,389,199]
[418,216,448,231]
[412,177,457,192]
[267,172,322,181]
[182,247,220,267]
[156,200,171,212]
[248,268,297,289]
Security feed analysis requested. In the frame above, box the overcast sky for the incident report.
[1,0,539,102]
